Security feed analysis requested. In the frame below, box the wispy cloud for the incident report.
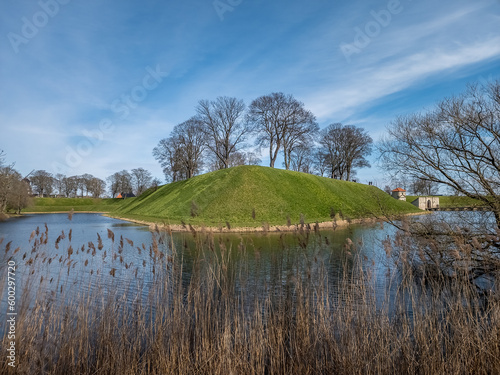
[308,37,500,120]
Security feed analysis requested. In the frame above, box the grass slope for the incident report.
[24,197,123,213]
[114,165,420,227]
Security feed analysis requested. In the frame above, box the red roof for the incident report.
[392,188,406,192]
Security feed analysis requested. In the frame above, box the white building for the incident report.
[391,188,406,201]
[411,197,440,210]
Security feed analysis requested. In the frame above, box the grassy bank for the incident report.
[406,195,487,208]
[1,225,499,374]
[22,197,123,213]
[113,165,419,227]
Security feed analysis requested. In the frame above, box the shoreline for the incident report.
[7,210,429,232]
[103,211,428,233]
[22,211,107,214]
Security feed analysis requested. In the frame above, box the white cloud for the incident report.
[307,37,500,120]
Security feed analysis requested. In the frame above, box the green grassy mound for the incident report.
[114,165,420,227]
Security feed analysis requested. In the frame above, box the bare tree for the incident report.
[313,150,329,177]
[54,173,66,196]
[290,142,316,174]
[411,177,438,196]
[248,92,317,169]
[79,173,95,197]
[0,153,31,213]
[63,176,79,198]
[173,118,206,178]
[153,117,205,182]
[282,110,318,170]
[87,177,106,198]
[151,178,161,191]
[31,170,54,197]
[153,137,184,182]
[319,123,372,180]
[197,96,249,169]
[342,126,372,181]
[7,176,31,213]
[107,170,132,198]
[74,176,85,197]
[247,93,283,168]
[379,81,500,227]
[0,166,19,212]
[0,151,13,212]
[379,81,500,291]
[131,167,153,196]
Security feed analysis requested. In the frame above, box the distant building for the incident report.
[391,188,406,201]
[411,197,440,210]
[116,192,135,199]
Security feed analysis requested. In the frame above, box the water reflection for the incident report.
[0,214,397,327]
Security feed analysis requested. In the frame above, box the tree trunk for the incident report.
[270,144,280,168]
[284,149,291,170]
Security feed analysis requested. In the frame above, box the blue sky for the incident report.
[1,0,499,186]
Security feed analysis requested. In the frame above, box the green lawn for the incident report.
[23,197,124,213]
[406,195,487,208]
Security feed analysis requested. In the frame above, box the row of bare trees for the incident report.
[28,172,107,198]
[154,93,373,182]
[107,168,160,198]
[0,159,159,203]
[153,97,262,182]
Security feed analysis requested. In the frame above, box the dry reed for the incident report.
[0,223,499,375]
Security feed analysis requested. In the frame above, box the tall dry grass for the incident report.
[1,223,499,374]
